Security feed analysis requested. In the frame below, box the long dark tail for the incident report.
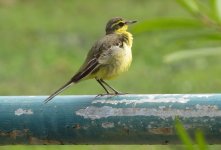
[44,80,74,104]
[44,58,99,104]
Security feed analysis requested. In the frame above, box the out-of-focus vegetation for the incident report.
[175,118,208,150]
[1,0,221,95]
[1,145,221,150]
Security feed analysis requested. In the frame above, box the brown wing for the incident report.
[71,57,99,82]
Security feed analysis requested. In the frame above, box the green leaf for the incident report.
[176,0,200,15]
[195,129,208,150]
[164,47,221,63]
[132,18,202,34]
[175,118,194,150]
[173,32,221,42]
[210,0,221,23]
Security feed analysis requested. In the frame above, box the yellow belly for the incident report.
[94,44,132,80]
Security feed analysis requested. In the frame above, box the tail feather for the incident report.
[44,80,74,104]
[44,58,99,104]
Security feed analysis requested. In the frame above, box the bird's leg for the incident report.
[96,79,110,96]
[100,79,124,95]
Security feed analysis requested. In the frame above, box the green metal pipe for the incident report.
[0,94,221,144]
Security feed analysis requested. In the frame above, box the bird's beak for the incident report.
[125,20,137,25]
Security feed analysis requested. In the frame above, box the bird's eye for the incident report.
[118,22,124,27]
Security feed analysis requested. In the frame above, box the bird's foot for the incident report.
[95,92,128,98]
[114,91,129,95]
[95,93,114,98]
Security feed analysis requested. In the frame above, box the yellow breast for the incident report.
[114,43,132,74]
[96,43,132,80]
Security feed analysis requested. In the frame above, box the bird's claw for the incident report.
[114,92,128,95]
[95,92,128,98]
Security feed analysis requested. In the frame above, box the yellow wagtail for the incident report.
[44,17,137,103]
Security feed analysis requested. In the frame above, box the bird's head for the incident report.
[105,17,137,34]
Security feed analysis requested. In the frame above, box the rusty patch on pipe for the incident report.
[102,122,114,128]
[28,137,62,144]
[72,124,81,129]
[148,127,173,135]
[0,129,61,144]
[0,129,29,139]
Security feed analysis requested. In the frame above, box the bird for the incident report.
[44,17,137,103]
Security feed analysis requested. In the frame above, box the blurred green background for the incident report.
[1,0,221,96]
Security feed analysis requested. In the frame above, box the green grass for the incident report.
[1,145,221,150]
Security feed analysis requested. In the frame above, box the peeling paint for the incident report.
[183,94,213,98]
[195,104,218,110]
[159,106,166,109]
[102,122,115,128]
[93,97,189,105]
[76,105,221,120]
[15,108,33,116]
[92,94,213,105]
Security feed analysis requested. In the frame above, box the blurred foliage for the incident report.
[1,145,221,150]
[134,0,221,63]
[0,0,221,95]
[175,118,208,150]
